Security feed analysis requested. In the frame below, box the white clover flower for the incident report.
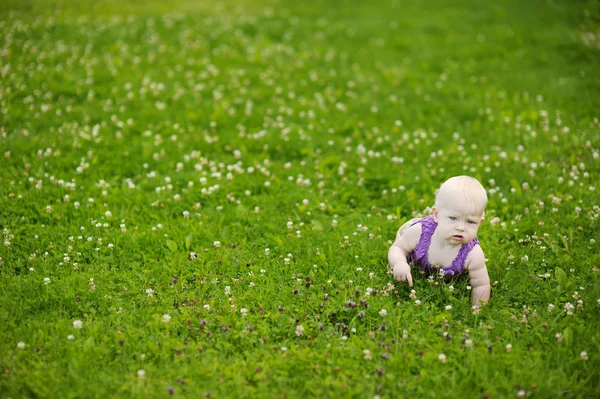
[409,289,417,300]
[213,241,221,248]
[107,243,114,249]
[505,344,513,352]
[363,349,372,360]
[555,333,563,342]
[415,300,421,306]
[73,320,83,329]
[183,210,190,219]
[44,277,51,285]
[240,308,248,317]
[17,342,25,350]
[105,210,112,218]
[438,353,447,363]
[448,285,454,292]
[445,305,452,311]
[162,314,171,323]
[295,325,304,336]
[225,286,231,296]
[264,248,270,256]
[203,304,210,310]
[580,351,589,360]
[67,335,75,340]
[138,369,146,379]
[145,288,154,298]
[379,309,387,317]
[564,302,575,315]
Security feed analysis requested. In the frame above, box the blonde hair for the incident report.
[435,176,487,217]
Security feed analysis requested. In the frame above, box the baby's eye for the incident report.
[467,220,476,225]
[449,216,457,221]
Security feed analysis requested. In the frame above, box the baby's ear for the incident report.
[432,206,438,222]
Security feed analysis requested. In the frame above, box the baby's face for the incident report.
[433,200,484,245]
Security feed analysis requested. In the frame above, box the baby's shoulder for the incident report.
[465,244,486,270]
[403,222,423,240]
[395,222,422,251]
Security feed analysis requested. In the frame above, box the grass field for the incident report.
[1,0,600,397]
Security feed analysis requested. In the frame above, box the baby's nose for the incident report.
[456,222,465,231]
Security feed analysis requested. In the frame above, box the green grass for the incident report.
[1,0,599,397]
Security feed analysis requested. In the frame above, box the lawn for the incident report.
[1,0,599,397]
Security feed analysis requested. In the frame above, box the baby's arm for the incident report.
[465,245,491,306]
[388,223,422,286]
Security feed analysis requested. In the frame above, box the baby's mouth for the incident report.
[452,235,464,240]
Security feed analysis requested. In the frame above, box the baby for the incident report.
[388,176,491,306]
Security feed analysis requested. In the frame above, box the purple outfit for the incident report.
[407,216,479,277]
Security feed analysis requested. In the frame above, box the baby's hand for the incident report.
[392,262,413,286]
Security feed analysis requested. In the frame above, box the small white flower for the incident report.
[105,210,112,218]
[138,369,146,379]
[240,308,248,317]
[107,243,114,249]
[580,351,589,360]
[162,314,171,323]
[448,285,454,292]
[183,210,190,219]
[547,303,555,312]
[264,248,270,256]
[564,302,575,315]
[73,319,83,329]
[555,333,563,342]
[17,341,25,350]
[414,300,421,306]
[145,288,154,297]
[203,304,210,310]
[445,305,452,311]
[280,346,288,351]
[438,353,447,363]
[44,277,51,285]
[379,309,387,317]
[464,339,473,348]
[363,349,372,360]
[67,335,75,340]
[213,241,221,248]
[295,325,304,336]
[505,344,513,352]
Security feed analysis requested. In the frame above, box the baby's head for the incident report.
[435,176,487,219]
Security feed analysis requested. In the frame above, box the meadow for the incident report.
[1,0,599,397]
